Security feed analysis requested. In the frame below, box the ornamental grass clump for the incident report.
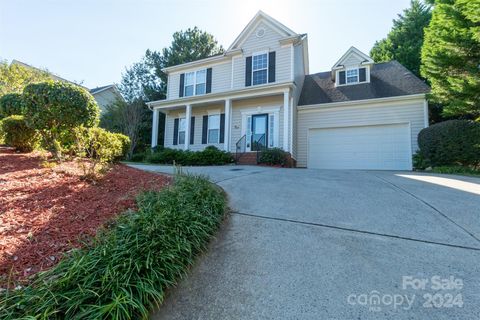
[0,175,227,319]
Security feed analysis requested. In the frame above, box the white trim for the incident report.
[283,90,289,151]
[289,96,294,153]
[297,94,427,112]
[290,44,294,81]
[151,109,159,148]
[230,57,235,89]
[163,55,227,74]
[224,99,231,151]
[184,105,192,150]
[226,10,297,52]
[423,99,429,128]
[184,69,207,97]
[331,46,374,70]
[240,106,280,151]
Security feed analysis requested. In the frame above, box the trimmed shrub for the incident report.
[418,120,480,167]
[145,146,233,166]
[431,166,480,176]
[0,115,39,152]
[258,147,288,166]
[0,175,227,319]
[23,81,100,160]
[412,151,430,170]
[74,127,130,178]
[129,152,146,162]
[0,93,24,119]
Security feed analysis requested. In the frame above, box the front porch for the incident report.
[150,85,294,162]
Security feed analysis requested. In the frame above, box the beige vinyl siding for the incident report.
[232,21,292,89]
[296,98,427,167]
[230,95,284,152]
[167,61,232,100]
[164,104,225,151]
[212,62,232,93]
[92,89,119,112]
[343,52,364,67]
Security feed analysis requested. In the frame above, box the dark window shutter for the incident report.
[179,73,185,97]
[206,68,212,93]
[339,71,346,85]
[245,56,252,87]
[268,51,276,83]
[359,68,366,82]
[202,115,208,144]
[173,118,179,145]
[219,113,225,143]
[190,117,195,144]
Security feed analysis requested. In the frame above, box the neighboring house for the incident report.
[89,85,124,111]
[148,11,429,170]
[10,60,123,112]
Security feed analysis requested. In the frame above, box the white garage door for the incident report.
[308,123,412,170]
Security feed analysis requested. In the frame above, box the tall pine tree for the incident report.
[370,0,432,77]
[421,0,480,118]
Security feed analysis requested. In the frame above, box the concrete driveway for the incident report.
[129,164,480,320]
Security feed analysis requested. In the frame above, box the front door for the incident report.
[251,114,268,151]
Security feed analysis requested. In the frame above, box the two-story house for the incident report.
[148,11,429,170]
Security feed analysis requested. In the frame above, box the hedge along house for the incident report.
[148,11,430,170]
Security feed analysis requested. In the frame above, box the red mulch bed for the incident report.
[0,147,170,286]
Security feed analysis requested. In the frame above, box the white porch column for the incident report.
[151,108,159,148]
[224,99,231,152]
[184,104,192,150]
[283,90,290,152]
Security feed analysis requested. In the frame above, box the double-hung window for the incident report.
[184,72,195,97]
[195,70,206,95]
[346,68,359,84]
[178,118,186,144]
[252,53,268,85]
[207,114,220,144]
[184,69,207,96]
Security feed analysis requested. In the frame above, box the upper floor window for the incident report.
[252,53,268,85]
[346,68,359,84]
[184,69,207,97]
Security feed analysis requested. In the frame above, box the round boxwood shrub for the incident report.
[0,115,39,152]
[418,120,480,167]
[23,81,100,160]
[0,93,24,119]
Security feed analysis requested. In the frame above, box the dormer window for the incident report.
[346,68,359,84]
[338,67,368,86]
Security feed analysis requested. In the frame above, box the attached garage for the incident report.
[308,123,412,170]
[296,96,428,170]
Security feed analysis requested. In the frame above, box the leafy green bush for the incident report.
[146,146,233,166]
[0,115,39,152]
[412,151,430,170]
[0,93,24,119]
[23,81,100,160]
[74,127,130,178]
[431,166,480,177]
[418,120,480,167]
[129,152,146,162]
[258,147,288,166]
[0,175,227,319]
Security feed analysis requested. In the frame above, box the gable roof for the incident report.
[298,61,430,106]
[227,10,298,52]
[331,46,374,70]
[90,85,115,94]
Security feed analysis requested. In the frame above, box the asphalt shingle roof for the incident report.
[89,85,113,94]
[298,61,430,106]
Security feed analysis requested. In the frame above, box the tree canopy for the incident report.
[370,0,432,77]
[421,0,480,118]
[119,27,224,102]
[0,61,52,96]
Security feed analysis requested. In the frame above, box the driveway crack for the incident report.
[232,211,480,252]
[370,173,480,245]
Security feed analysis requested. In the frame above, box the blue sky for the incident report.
[0,0,411,89]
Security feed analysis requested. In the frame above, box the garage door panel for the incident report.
[308,123,411,170]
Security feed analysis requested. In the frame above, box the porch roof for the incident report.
[147,81,295,110]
